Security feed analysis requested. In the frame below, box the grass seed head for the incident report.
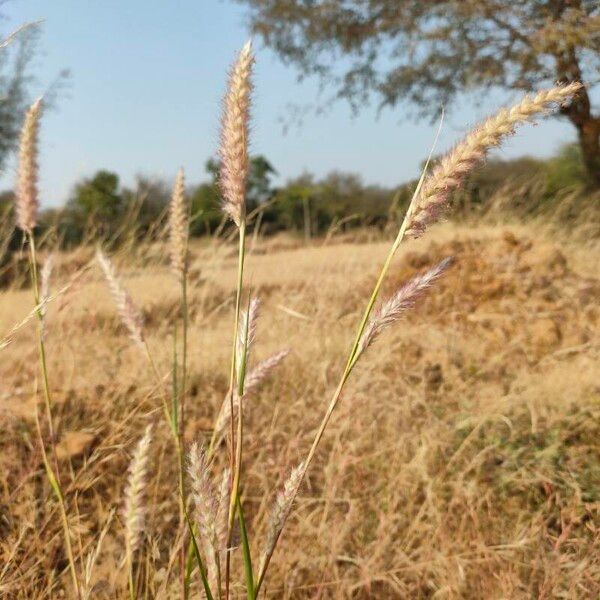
[123,424,153,557]
[219,40,254,227]
[236,296,260,377]
[169,167,188,277]
[16,98,42,233]
[188,442,219,583]
[96,249,145,348]
[40,254,54,338]
[406,82,583,237]
[359,257,454,355]
[259,461,305,581]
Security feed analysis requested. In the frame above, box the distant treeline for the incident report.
[0,142,591,250]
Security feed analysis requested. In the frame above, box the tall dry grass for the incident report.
[0,38,596,600]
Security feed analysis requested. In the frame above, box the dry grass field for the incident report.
[1,221,598,598]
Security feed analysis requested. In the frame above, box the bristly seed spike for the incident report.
[218,41,254,227]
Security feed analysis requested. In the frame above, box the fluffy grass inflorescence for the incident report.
[16,98,42,233]
[244,348,290,396]
[96,249,145,348]
[236,297,260,378]
[219,40,254,227]
[257,462,305,589]
[188,442,220,588]
[123,424,153,559]
[39,254,54,337]
[212,348,290,447]
[406,83,583,237]
[357,257,454,357]
[169,168,188,277]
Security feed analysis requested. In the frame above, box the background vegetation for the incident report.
[0,141,597,256]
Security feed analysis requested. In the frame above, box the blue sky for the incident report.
[0,1,578,206]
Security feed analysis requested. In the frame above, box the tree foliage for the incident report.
[2,144,590,252]
[0,21,41,171]
[237,0,600,184]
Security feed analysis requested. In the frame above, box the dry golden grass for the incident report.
[0,222,598,598]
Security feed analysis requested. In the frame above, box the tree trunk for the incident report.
[577,118,600,188]
[549,7,600,188]
[557,82,600,188]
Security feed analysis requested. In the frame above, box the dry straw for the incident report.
[406,82,583,237]
[16,98,42,233]
[123,424,153,559]
[219,40,254,226]
[357,257,454,357]
[96,249,145,348]
[169,168,188,276]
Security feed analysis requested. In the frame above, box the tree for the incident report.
[190,182,222,235]
[269,171,392,236]
[67,170,123,235]
[237,0,600,186]
[0,21,40,170]
[122,175,172,234]
[0,19,68,171]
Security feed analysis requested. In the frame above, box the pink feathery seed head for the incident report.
[187,442,219,581]
[216,467,231,555]
[359,257,455,355]
[245,296,260,344]
[259,461,305,579]
[169,167,188,276]
[218,40,254,227]
[244,348,290,395]
[16,98,43,233]
[123,424,153,556]
[405,82,582,238]
[214,347,289,442]
[187,443,218,535]
[237,296,261,371]
[95,248,145,348]
[40,254,54,338]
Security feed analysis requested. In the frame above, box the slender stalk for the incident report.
[180,275,188,431]
[128,568,135,600]
[28,234,80,598]
[224,219,247,600]
[237,495,254,600]
[179,273,189,599]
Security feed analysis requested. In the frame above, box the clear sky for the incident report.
[0,0,578,207]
